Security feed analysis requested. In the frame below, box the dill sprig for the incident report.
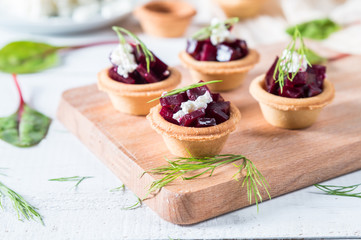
[112,26,154,72]
[122,197,142,210]
[143,154,270,212]
[314,183,361,198]
[49,176,93,189]
[110,184,125,192]
[191,17,239,40]
[147,80,222,103]
[273,28,311,93]
[0,181,44,225]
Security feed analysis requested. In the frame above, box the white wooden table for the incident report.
[0,18,360,240]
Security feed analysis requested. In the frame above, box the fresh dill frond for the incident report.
[112,26,154,72]
[110,184,125,192]
[147,80,222,103]
[49,176,93,189]
[314,183,361,198]
[0,181,44,225]
[273,28,311,93]
[143,154,270,212]
[122,196,142,210]
[191,17,239,40]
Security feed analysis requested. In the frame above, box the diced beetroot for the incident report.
[135,64,159,83]
[186,37,248,62]
[265,56,326,98]
[211,93,224,102]
[206,101,230,124]
[159,106,179,125]
[278,85,304,98]
[199,42,218,61]
[179,109,206,127]
[160,92,188,108]
[186,84,210,100]
[196,118,216,127]
[108,67,135,84]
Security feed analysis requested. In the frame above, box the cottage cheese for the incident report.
[173,91,213,122]
[210,18,232,46]
[280,49,308,73]
[110,44,138,78]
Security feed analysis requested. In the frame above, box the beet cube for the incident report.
[206,101,230,124]
[196,118,216,127]
[108,67,135,84]
[179,109,206,127]
[160,92,188,108]
[199,42,217,61]
[159,106,179,125]
[278,85,304,98]
[186,85,210,100]
[211,93,224,102]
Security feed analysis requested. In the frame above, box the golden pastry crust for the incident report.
[249,74,335,111]
[249,74,335,129]
[147,103,241,141]
[97,67,181,115]
[179,49,260,74]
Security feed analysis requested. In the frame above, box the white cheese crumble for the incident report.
[280,49,308,73]
[172,91,213,122]
[210,18,232,46]
[110,43,138,78]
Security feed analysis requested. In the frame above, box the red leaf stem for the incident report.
[12,73,25,120]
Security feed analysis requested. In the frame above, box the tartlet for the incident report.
[147,82,241,157]
[249,74,335,129]
[133,0,196,38]
[179,18,259,92]
[97,26,181,115]
[179,49,259,91]
[98,67,181,115]
[147,103,240,157]
[249,30,335,129]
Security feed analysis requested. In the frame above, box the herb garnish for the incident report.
[122,197,142,210]
[191,17,239,40]
[0,180,44,225]
[147,80,222,103]
[273,28,311,93]
[110,184,125,192]
[112,26,154,72]
[143,154,270,211]
[286,18,341,40]
[0,74,51,147]
[314,183,361,198]
[49,176,93,189]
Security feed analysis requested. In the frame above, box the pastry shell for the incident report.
[179,49,259,91]
[147,103,241,157]
[97,67,181,115]
[249,74,335,129]
[133,0,196,38]
[213,0,267,19]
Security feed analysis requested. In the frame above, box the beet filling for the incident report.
[186,38,248,62]
[265,57,326,98]
[159,83,230,127]
[108,44,170,84]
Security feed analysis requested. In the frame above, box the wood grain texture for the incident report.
[57,44,361,225]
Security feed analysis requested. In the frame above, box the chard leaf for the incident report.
[0,104,51,147]
[305,48,327,64]
[0,41,62,74]
[286,18,341,40]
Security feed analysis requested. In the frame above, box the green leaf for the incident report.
[0,104,51,147]
[305,48,327,64]
[286,18,341,40]
[0,41,62,74]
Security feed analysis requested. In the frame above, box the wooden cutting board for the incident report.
[57,44,361,225]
